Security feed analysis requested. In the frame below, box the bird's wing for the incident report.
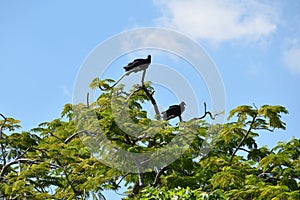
[127,60,139,66]
[169,105,180,109]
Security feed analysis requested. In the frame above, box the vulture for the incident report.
[162,102,186,122]
[123,55,151,72]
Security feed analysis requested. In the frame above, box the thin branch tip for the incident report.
[193,102,218,120]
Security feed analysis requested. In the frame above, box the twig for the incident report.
[0,158,40,177]
[179,169,195,176]
[16,148,30,160]
[0,113,7,166]
[230,114,257,163]
[255,127,275,132]
[114,190,128,197]
[153,166,168,187]
[116,172,130,188]
[120,85,143,115]
[239,147,250,153]
[86,92,90,108]
[48,132,63,141]
[64,130,96,144]
[252,103,258,110]
[54,157,80,198]
[26,147,49,157]
[193,102,218,120]
[136,163,144,187]
[64,168,79,197]
[119,70,161,120]
[100,71,131,91]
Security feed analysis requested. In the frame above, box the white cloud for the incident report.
[120,28,184,53]
[153,0,279,44]
[282,38,300,75]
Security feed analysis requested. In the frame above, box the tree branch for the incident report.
[100,71,131,91]
[116,172,130,188]
[193,102,218,120]
[0,113,7,166]
[55,158,80,198]
[16,148,30,160]
[86,92,90,108]
[255,127,275,132]
[48,132,63,141]
[120,85,143,115]
[64,130,96,144]
[230,114,257,163]
[64,168,79,198]
[119,70,161,120]
[141,70,161,120]
[135,161,144,188]
[239,147,250,153]
[179,169,195,176]
[0,158,40,178]
[153,166,168,187]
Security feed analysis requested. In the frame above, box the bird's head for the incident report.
[147,55,151,61]
[180,101,186,112]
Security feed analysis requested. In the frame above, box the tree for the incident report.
[0,78,299,200]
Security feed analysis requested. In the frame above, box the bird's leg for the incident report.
[179,115,183,122]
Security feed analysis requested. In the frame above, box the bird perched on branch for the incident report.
[162,102,186,122]
[123,55,151,72]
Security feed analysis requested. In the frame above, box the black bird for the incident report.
[162,102,186,121]
[123,55,151,72]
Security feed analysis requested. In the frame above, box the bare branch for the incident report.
[64,130,96,144]
[0,113,6,131]
[254,127,275,132]
[48,132,63,141]
[9,194,20,200]
[179,169,195,176]
[192,102,219,120]
[153,166,168,187]
[230,114,257,163]
[116,172,130,188]
[120,85,143,114]
[252,103,258,110]
[100,71,131,91]
[239,147,250,153]
[54,158,80,198]
[16,148,30,160]
[119,71,161,120]
[0,158,40,178]
[86,92,90,108]
[0,113,7,166]
[141,70,161,120]
[135,162,144,188]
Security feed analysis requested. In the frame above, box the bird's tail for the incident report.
[161,112,167,120]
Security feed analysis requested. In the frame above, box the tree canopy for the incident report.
[0,78,299,200]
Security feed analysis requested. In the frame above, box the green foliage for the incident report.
[0,79,298,200]
[134,186,226,200]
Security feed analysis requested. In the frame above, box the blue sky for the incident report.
[1,0,300,199]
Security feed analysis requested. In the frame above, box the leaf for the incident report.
[258,105,288,129]
[61,103,73,119]
[228,105,257,122]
